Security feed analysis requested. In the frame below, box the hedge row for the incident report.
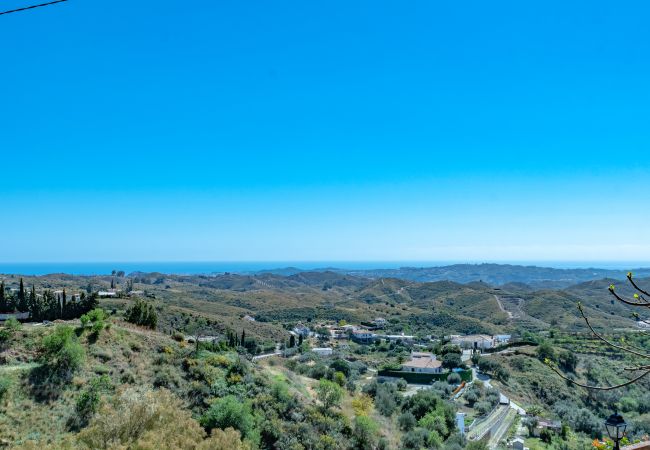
[377,369,473,384]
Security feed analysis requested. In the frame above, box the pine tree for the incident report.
[17,278,28,312]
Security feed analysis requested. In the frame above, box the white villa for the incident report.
[400,352,443,374]
[351,330,376,343]
[450,334,495,350]
[98,290,118,298]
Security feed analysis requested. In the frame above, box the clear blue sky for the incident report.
[1,0,650,263]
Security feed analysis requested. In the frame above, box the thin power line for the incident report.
[0,0,67,16]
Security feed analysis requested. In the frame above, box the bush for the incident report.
[80,308,107,334]
[352,416,379,450]
[79,388,251,449]
[153,366,181,389]
[0,318,20,345]
[0,376,12,401]
[558,350,577,372]
[398,411,417,431]
[125,299,158,329]
[419,412,448,437]
[442,353,462,369]
[402,427,429,449]
[333,371,346,387]
[447,372,461,385]
[536,341,556,363]
[465,390,479,406]
[375,382,399,416]
[172,331,185,342]
[41,326,85,376]
[74,375,112,427]
[316,379,344,409]
[441,344,462,355]
[200,395,258,445]
[474,401,492,416]
[573,408,601,437]
[329,359,351,377]
[351,394,374,416]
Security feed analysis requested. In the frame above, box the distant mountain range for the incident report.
[248,263,650,289]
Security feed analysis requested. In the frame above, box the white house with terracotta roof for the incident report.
[400,352,443,374]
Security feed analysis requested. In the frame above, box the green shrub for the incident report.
[4,317,21,331]
[316,379,343,409]
[80,308,107,335]
[402,428,429,449]
[375,382,398,416]
[125,299,158,329]
[0,318,20,344]
[475,401,492,416]
[41,326,85,376]
[398,411,417,431]
[0,376,12,401]
[74,375,112,427]
[200,395,258,445]
[447,372,461,385]
[352,415,379,450]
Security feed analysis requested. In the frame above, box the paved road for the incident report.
[252,351,282,361]
[467,367,526,448]
[488,408,517,447]
[468,405,509,441]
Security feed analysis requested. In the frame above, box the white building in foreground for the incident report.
[400,352,443,374]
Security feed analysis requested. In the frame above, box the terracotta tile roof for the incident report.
[402,357,442,369]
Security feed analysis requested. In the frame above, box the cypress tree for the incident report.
[0,280,6,313]
[147,305,157,329]
[28,285,38,320]
[298,334,303,346]
[61,289,67,319]
[17,278,28,312]
[289,334,296,348]
[241,329,246,348]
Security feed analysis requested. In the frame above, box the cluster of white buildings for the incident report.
[320,319,417,344]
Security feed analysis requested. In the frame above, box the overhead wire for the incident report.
[0,0,67,16]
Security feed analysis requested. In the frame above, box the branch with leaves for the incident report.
[547,272,650,390]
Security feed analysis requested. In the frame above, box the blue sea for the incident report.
[0,261,647,276]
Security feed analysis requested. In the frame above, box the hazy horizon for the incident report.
[1,260,650,276]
